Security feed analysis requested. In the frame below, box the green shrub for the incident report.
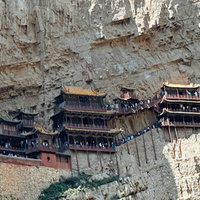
[39,182,68,200]
[39,172,119,200]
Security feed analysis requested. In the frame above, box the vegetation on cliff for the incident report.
[39,172,119,200]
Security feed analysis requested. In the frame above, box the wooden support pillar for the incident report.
[168,126,173,143]
[75,150,79,173]
[126,141,130,154]
[85,136,90,168]
[174,126,178,143]
[134,138,140,166]
[142,135,148,164]
[179,140,182,158]
[115,152,120,176]
[97,151,103,172]
[150,131,157,160]
[173,144,176,159]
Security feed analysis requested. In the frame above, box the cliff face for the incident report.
[1,0,200,125]
[0,0,200,199]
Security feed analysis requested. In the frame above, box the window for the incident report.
[3,124,16,132]
[47,156,51,162]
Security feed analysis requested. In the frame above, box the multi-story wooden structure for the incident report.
[113,87,140,115]
[52,86,120,153]
[158,82,200,128]
[0,111,71,170]
[0,116,25,157]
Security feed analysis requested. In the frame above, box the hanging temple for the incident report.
[0,81,199,170]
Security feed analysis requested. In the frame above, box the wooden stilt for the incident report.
[87,151,90,168]
[135,138,140,166]
[150,131,157,160]
[75,150,79,173]
[85,136,90,168]
[126,141,130,154]
[142,135,148,164]
[168,126,173,142]
[174,126,178,143]
[115,153,120,176]
[179,141,182,158]
[173,144,176,159]
[98,151,103,172]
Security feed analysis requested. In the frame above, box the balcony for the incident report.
[69,144,115,153]
[116,97,162,115]
[54,101,107,114]
[1,130,18,136]
[18,121,34,129]
[26,144,58,154]
[0,145,25,153]
[165,108,200,113]
[166,94,200,101]
[161,121,200,128]
[65,123,111,131]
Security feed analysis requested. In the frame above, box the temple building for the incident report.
[0,116,25,157]
[24,124,71,169]
[14,110,37,133]
[0,110,71,170]
[52,86,120,153]
[158,82,200,128]
[113,87,140,115]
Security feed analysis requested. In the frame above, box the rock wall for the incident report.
[0,162,71,200]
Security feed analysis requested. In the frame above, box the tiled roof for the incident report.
[62,86,106,97]
[163,81,200,89]
[34,124,47,134]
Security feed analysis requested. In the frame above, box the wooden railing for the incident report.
[65,123,111,131]
[161,121,200,127]
[1,130,18,136]
[0,145,25,152]
[26,145,58,154]
[166,108,200,113]
[117,97,162,114]
[166,94,200,100]
[69,144,115,152]
[54,102,107,114]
